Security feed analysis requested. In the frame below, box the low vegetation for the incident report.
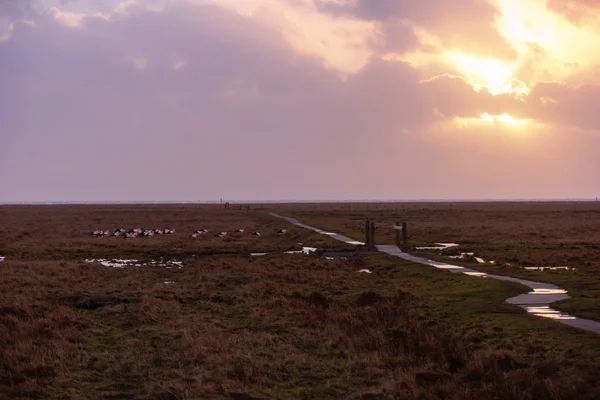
[1,204,599,399]
[274,202,600,321]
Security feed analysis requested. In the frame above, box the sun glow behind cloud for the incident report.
[480,113,525,126]
[445,52,527,95]
[493,0,600,84]
[440,0,600,96]
[451,113,537,134]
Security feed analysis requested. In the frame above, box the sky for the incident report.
[1,0,600,202]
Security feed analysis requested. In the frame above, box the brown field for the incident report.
[1,203,600,399]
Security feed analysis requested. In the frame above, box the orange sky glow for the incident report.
[1,0,599,201]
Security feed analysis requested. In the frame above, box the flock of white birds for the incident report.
[90,228,288,238]
[90,228,175,238]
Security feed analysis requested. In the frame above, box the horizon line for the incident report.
[1,197,599,205]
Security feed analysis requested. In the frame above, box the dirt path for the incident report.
[270,212,600,334]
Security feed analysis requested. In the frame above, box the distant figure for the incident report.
[224,202,230,210]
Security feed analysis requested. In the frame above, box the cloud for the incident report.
[314,0,518,60]
[0,0,35,19]
[546,0,600,23]
[0,0,598,201]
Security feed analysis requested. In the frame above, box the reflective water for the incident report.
[86,259,184,268]
[524,306,576,320]
[285,247,318,255]
[524,266,573,271]
[269,213,600,334]
[416,243,460,251]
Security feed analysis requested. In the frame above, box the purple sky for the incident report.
[1,0,600,202]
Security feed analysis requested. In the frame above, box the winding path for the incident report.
[270,212,600,334]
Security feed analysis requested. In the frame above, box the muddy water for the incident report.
[270,213,600,334]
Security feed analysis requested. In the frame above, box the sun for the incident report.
[443,0,579,96]
[452,113,531,131]
[445,53,517,95]
[480,113,526,127]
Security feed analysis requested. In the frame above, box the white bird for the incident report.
[113,228,126,237]
[235,229,245,233]
[215,232,227,238]
[252,231,261,237]
[277,229,287,234]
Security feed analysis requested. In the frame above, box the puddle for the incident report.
[269,213,600,335]
[531,288,568,295]
[434,264,466,270]
[285,247,317,255]
[250,253,269,257]
[86,259,183,268]
[464,271,488,277]
[346,240,366,245]
[524,306,576,320]
[449,253,488,264]
[524,266,573,271]
[416,243,459,251]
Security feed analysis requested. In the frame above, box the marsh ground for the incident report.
[1,204,599,399]
[272,202,600,321]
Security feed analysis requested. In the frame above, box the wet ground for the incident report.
[270,213,600,334]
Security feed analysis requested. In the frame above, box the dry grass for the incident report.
[2,255,600,399]
[0,205,340,261]
[1,204,600,399]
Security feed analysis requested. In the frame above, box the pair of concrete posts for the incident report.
[364,220,408,251]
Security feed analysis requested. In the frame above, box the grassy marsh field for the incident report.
[273,202,600,321]
[1,203,600,399]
